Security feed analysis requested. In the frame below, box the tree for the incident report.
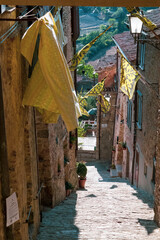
[77,60,98,79]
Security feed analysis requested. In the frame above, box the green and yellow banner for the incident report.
[97,94,111,113]
[85,79,105,97]
[69,25,112,71]
[120,56,141,99]
[78,76,111,115]
[78,95,89,116]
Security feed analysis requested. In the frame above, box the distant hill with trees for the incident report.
[77,7,157,63]
[76,7,158,80]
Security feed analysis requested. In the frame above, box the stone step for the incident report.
[77,150,96,162]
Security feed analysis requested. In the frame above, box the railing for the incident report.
[79,120,97,128]
[26,206,32,223]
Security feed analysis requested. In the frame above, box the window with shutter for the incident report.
[127,99,132,130]
[136,90,143,129]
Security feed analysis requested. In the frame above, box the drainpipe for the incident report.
[131,37,139,185]
[98,95,101,160]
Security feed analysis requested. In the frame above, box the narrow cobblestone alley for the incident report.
[37,162,160,240]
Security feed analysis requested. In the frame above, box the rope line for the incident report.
[0,6,38,45]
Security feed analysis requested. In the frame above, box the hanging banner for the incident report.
[6,192,19,227]
[85,79,105,97]
[82,76,110,113]
[120,56,141,99]
[78,95,89,116]
[69,25,112,71]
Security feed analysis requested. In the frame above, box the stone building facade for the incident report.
[96,64,117,162]
[112,8,160,226]
[112,28,159,194]
[0,5,79,240]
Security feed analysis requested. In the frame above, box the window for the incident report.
[139,36,145,70]
[136,90,143,129]
[127,100,132,130]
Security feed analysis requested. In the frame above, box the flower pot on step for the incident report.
[110,168,118,177]
[66,189,71,197]
[79,178,86,188]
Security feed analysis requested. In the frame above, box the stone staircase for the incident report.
[77,150,97,162]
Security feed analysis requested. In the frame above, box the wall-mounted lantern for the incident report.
[128,14,143,43]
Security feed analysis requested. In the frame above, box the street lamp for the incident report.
[128,14,143,42]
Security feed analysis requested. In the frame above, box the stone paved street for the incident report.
[37,162,160,240]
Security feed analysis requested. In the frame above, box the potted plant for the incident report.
[110,163,118,177]
[64,156,69,166]
[65,181,73,196]
[121,141,127,150]
[111,164,116,169]
[112,147,115,153]
[77,161,87,188]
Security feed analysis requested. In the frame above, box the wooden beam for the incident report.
[0,0,159,7]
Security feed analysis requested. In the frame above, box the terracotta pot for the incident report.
[66,189,71,197]
[79,178,86,188]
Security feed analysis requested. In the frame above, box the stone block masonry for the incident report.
[0,8,40,239]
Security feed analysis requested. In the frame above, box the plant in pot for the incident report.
[65,181,73,196]
[112,146,115,153]
[110,163,118,177]
[64,156,69,167]
[77,161,87,188]
[121,141,127,150]
[111,164,116,169]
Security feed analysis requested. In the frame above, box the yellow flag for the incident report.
[69,25,112,71]
[78,76,110,115]
[126,7,157,31]
[85,79,105,97]
[97,94,110,113]
[120,57,140,99]
[101,95,111,113]
[80,106,89,116]
[78,95,89,116]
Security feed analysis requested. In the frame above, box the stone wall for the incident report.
[24,107,40,239]
[0,8,40,240]
[154,107,160,226]
[0,11,28,239]
[36,6,78,209]
[0,6,79,239]
[113,44,159,194]
[98,92,117,162]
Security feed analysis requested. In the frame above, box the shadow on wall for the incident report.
[37,193,79,240]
